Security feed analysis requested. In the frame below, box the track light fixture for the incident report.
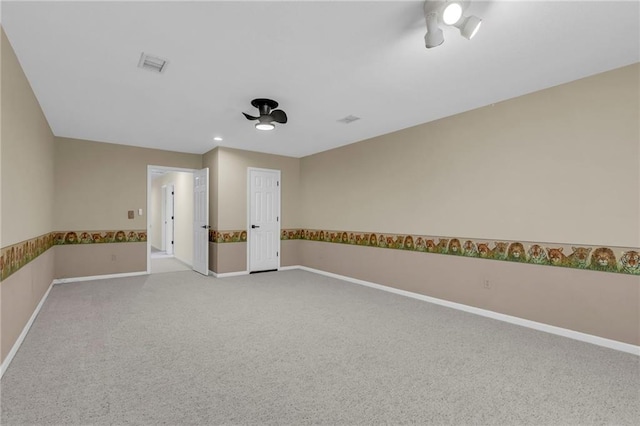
[424,0,482,49]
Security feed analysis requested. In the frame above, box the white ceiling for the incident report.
[2,1,639,158]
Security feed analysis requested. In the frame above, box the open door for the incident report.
[163,185,174,255]
[193,168,209,275]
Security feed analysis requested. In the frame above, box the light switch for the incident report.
[138,208,143,216]
[128,210,134,219]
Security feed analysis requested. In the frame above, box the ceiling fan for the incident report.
[242,98,288,131]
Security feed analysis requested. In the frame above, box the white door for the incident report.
[164,185,174,255]
[248,168,280,272]
[193,168,209,275]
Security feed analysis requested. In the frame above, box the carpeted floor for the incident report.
[150,256,191,274]
[1,270,638,425]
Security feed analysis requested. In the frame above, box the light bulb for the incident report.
[255,122,275,131]
[442,2,463,25]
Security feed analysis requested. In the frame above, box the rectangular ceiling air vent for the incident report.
[138,53,168,73]
[337,115,361,124]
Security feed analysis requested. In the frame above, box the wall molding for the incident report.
[278,265,640,356]
[52,271,148,284]
[1,280,55,379]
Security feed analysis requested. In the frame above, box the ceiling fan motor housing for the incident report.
[252,98,279,115]
[243,98,288,127]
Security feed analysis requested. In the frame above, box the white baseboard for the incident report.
[1,280,55,379]
[210,270,249,278]
[289,266,639,356]
[211,266,298,278]
[52,271,148,284]
[278,266,299,271]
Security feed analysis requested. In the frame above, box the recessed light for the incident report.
[213,136,223,141]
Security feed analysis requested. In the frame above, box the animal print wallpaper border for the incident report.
[0,233,55,281]
[1,230,148,281]
[287,229,638,276]
[208,228,638,275]
[5,228,635,282]
[53,230,147,245]
[209,230,247,243]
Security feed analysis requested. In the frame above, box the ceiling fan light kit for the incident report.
[243,98,288,131]
[255,122,275,131]
[424,0,482,48]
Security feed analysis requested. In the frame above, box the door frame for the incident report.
[146,165,198,274]
[246,167,281,273]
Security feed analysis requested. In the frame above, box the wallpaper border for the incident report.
[288,229,639,276]
[0,233,55,282]
[209,230,247,243]
[53,230,147,245]
[1,230,148,281]
[210,228,639,276]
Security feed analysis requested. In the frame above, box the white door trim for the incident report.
[146,165,198,274]
[246,167,281,273]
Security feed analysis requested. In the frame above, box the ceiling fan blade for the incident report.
[270,109,288,124]
[242,112,259,121]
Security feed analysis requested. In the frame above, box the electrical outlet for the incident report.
[483,279,491,289]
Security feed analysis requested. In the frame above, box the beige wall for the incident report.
[300,64,640,248]
[150,176,164,249]
[202,148,219,230]
[1,249,54,361]
[1,27,56,364]
[217,147,301,230]
[205,147,301,273]
[1,28,55,247]
[55,243,146,279]
[54,137,201,232]
[299,241,639,345]
[292,64,640,346]
[53,138,201,278]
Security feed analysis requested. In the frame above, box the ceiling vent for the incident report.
[138,53,168,73]
[337,115,361,124]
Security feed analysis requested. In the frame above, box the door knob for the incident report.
[251,225,260,229]
[201,225,210,229]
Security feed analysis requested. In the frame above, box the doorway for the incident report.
[147,166,208,275]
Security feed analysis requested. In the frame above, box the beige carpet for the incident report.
[1,270,638,425]
[150,256,191,274]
